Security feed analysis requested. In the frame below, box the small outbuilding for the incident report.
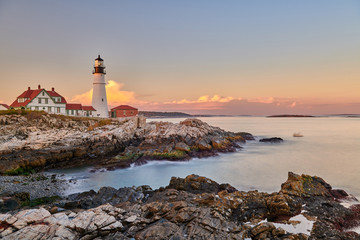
[111,105,138,118]
[0,104,9,110]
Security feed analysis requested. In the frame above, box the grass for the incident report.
[0,109,46,118]
[88,119,113,131]
[147,150,186,160]
[4,166,36,176]
[115,153,143,161]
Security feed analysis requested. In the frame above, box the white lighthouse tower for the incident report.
[92,55,109,118]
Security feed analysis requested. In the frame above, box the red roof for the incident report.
[111,105,137,111]
[82,106,96,111]
[10,87,67,108]
[10,89,43,108]
[47,90,67,104]
[66,104,83,110]
[0,104,9,109]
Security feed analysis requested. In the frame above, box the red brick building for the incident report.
[110,105,138,118]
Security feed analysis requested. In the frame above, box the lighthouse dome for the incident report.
[95,55,103,61]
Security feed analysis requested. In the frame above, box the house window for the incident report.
[76,110,78,115]
[38,98,41,104]
[48,107,51,112]
[35,106,39,110]
[57,107,60,113]
[66,110,69,115]
[71,110,74,115]
[45,99,48,104]
[43,107,45,110]
[42,92,45,96]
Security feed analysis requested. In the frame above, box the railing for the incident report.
[92,67,106,74]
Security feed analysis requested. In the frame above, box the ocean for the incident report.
[49,116,360,199]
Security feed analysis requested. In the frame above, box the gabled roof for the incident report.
[66,104,83,110]
[95,55,103,61]
[10,87,67,108]
[10,89,43,108]
[111,105,137,111]
[82,106,96,111]
[47,90,67,104]
[0,104,9,109]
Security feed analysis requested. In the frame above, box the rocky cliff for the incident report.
[1,172,359,239]
[0,113,252,174]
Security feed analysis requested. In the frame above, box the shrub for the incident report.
[88,119,113,131]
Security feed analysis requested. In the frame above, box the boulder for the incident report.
[259,137,283,143]
[167,174,220,194]
[174,142,190,152]
[280,172,332,197]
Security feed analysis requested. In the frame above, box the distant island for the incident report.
[139,111,237,118]
[139,111,192,118]
[267,114,315,118]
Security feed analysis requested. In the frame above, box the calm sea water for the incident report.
[49,117,360,198]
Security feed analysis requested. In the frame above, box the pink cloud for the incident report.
[71,80,145,109]
[70,83,360,115]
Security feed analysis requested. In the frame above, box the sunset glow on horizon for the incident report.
[0,0,359,115]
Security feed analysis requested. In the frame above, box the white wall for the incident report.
[83,110,96,117]
[0,105,8,110]
[92,73,109,118]
[66,109,83,116]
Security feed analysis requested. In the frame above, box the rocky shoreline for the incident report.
[1,172,360,239]
[0,113,253,174]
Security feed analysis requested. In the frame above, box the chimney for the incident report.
[38,85,41,89]
[52,87,55,91]
[28,87,30,90]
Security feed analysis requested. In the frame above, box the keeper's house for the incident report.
[110,105,138,118]
[10,85,96,117]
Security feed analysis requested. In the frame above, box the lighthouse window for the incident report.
[102,98,104,102]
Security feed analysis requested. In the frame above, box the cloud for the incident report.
[137,94,308,115]
[71,84,360,115]
[71,80,140,108]
[165,95,240,105]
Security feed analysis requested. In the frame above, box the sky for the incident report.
[0,0,359,115]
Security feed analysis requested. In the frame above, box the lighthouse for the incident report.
[92,55,109,118]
